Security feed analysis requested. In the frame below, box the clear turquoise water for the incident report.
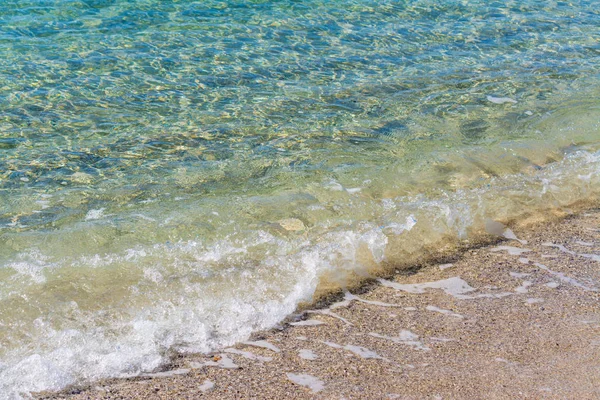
[1,0,599,396]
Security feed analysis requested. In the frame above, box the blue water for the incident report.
[1,0,599,396]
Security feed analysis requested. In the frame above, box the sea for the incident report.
[0,0,599,397]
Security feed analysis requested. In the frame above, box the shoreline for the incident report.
[37,205,600,399]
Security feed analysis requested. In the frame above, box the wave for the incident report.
[1,143,600,398]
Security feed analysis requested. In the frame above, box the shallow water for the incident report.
[0,0,599,396]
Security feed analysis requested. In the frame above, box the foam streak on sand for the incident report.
[425,306,464,319]
[532,262,597,292]
[224,348,272,362]
[378,277,476,298]
[290,319,326,327]
[543,242,600,262]
[199,380,215,393]
[241,341,281,353]
[378,277,513,300]
[343,292,402,308]
[286,373,325,393]
[369,330,430,351]
[322,341,387,360]
[307,309,354,326]
[490,246,532,256]
[298,349,318,360]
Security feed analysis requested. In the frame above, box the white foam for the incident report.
[439,263,454,270]
[298,349,318,360]
[383,215,417,235]
[322,341,386,360]
[290,319,326,327]
[6,249,55,283]
[85,208,105,220]
[510,271,531,278]
[2,229,329,396]
[575,240,594,247]
[425,305,464,319]
[369,330,430,351]
[545,281,560,289]
[286,373,325,393]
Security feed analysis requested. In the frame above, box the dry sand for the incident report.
[37,209,600,399]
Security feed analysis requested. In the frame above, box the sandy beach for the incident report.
[37,208,600,399]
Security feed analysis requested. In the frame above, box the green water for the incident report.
[0,0,599,396]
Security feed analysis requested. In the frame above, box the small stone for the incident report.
[70,172,94,184]
[278,218,305,231]
[487,95,517,104]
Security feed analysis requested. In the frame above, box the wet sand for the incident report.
[38,209,600,399]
